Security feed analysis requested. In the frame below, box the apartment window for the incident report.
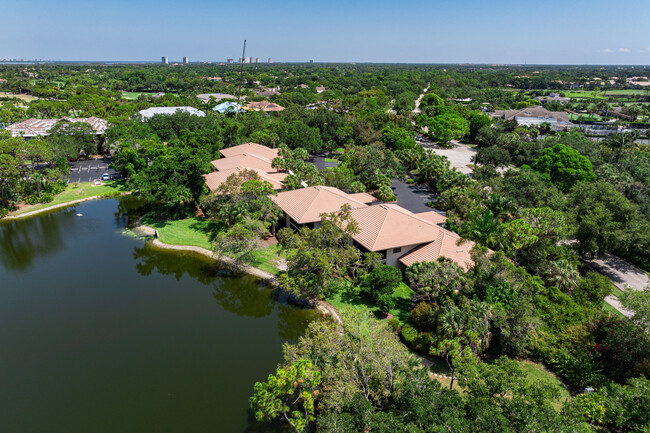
[393,247,402,254]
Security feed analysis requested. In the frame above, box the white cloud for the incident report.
[618,48,630,53]
[602,48,614,53]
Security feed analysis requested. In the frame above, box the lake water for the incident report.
[0,197,317,432]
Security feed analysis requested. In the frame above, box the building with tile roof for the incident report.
[246,101,285,112]
[398,231,475,270]
[5,116,107,138]
[219,142,279,161]
[348,204,473,268]
[270,186,371,229]
[196,93,237,103]
[203,167,286,191]
[491,106,574,131]
[210,153,275,173]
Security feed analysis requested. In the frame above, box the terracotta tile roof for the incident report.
[219,142,279,161]
[398,232,475,270]
[491,106,572,124]
[270,186,368,224]
[246,101,285,112]
[210,153,275,172]
[196,93,236,102]
[415,211,447,225]
[349,204,446,251]
[348,192,379,204]
[6,116,107,137]
[203,167,286,191]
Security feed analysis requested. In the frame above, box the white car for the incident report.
[101,173,111,181]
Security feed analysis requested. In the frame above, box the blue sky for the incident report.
[2,0,649,64]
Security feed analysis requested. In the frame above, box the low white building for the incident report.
[137,107,205,120]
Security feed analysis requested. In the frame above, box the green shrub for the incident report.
[361,264,402,300]
[376,293,396,314]
[349,181,366,193]
[406,178,415,184]
[574,392,606,425]
[409,302,438,332]
[547,351,608,388]
[39,192,54,203]
[573,272,612,306]
[387,318,400,332]
[414,332,436,353]
[24,195,40,205]
[401,323,418,345]
[376,185,396,202]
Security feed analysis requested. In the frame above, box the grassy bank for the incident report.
[326,282,414,325]
[140,215,284,276]
[10,180,129,216]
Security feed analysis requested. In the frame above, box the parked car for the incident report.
[101,173,111,181]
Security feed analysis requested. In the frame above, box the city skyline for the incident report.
[1,0,649,65]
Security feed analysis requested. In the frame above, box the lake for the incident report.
[0,197,317,432]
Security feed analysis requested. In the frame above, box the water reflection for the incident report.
[132,243,276,318]
[0,209,75,271]
[113,196,149,229]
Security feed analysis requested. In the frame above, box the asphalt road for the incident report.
[68,158,118,183]
[391,179,439,214]
[585,253,650,317]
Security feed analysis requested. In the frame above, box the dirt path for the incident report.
[413,83,430,114]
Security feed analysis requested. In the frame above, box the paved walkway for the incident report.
[585,253,649,317]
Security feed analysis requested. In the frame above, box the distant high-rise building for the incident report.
[162,56,168,64]
[309,59,314,63]
[227,58,234,64]
[182,56,189,64]
[268,58,273,63]
[255,57,260,63]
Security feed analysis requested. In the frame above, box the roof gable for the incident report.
[219,142,279,160]
[270,186,368,224]
[211,153,275,172]
[349,204,446,251]
[203,167,285,191]
[398,232,475,270]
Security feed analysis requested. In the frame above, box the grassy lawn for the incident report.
[326,282,414,325]
[564,89,648,99]
[515,360,571,410]
[121,91,157,100]
[10,181,128,216]
[250,244,283,276]
[568,113,603,121]
[324,158,339,163]
[140,216,217,250]
[0,92,38,102]
[141,215,283,275]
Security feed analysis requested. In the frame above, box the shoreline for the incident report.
[5,192,131,220]
[134,219,344,325]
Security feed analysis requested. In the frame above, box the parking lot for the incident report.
[68,158,119,183]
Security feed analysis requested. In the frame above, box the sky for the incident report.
[2,0,649,65]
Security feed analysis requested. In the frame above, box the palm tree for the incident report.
[545,259,580,293]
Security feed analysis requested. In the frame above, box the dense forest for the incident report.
[1,63,650,432]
